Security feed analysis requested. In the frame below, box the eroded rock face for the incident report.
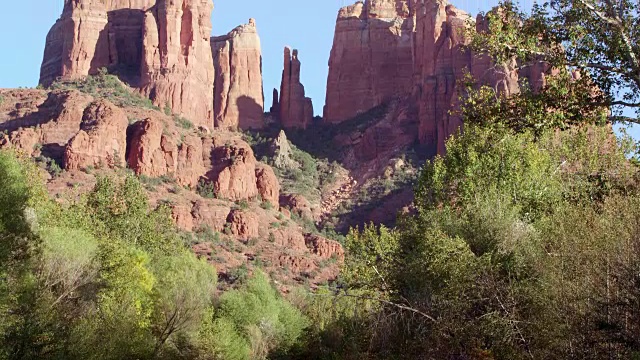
[127,118,179,178]
[211,19,264,130]
[305,234,345,260]
[414,2,472,155]
[325,0,548,156]
[40,0,110,87]
[413,2,537,155]
[140,0,215,128]
[204,137,259,201]
[279,48,313,129]
[41,0,215,128]
[40,0,155,86]
[324,0,415,124]
[65,100,128,170]
[126,118,208,187]
[226,209,259,238]
[255,164,280,207]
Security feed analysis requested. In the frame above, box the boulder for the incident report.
[305,234,345,261]
[226,209,259,238]
[255,163,280,207]
[204,136,259,202]
[126,118,205,187]
[65,100,128,170]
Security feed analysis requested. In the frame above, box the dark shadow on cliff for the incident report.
[105,9,146,87]
[237,96,265,131]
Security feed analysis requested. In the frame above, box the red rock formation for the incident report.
[191,200,232,232]
[280,193,313,220]
[126,118,208,187]
[226,209,259,238]
[140,0,215,128]
[204,137,259,201]
[211,19,265,130]
[324,0,414,124]
[39,0,110,86]
[127,118,179,178]
[41,0,215,128]
[305,234,345,260]
[255,164,280,206]
[65,100,128,170]
[413,2,536,155]
[270,88,280,115]
[40,0,155,86]
[325,0,548,155]
[279,48,313,129]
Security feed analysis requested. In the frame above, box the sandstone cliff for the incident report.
[323,0,414,124]
[325,0,547,155]
[40,0,215,128]
[138,0,215,128]
[279,47,313,129]
[211,19,265,130]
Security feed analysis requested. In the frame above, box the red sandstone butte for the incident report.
[211,19,265,130]
[324,0,414,124]
[41,0,215,128]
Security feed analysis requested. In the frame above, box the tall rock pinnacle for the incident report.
[279,47,313,130]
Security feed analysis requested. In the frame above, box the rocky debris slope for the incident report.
[211,19,265,130]
[278,47,313,129]
[0,86,343,288]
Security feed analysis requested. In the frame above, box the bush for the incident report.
[208,271,310,359]
[50,68,158,110]
[260,200,273,210]
[174,116,194,130]
[196,179,216,199]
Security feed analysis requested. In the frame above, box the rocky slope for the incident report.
[0,82,343,288]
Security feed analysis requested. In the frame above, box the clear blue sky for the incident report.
[0,0,637,140]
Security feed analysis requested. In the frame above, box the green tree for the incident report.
[469,0,640,124]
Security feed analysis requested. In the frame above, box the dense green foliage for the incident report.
[0,152,309,360]
[302,123,640,359]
